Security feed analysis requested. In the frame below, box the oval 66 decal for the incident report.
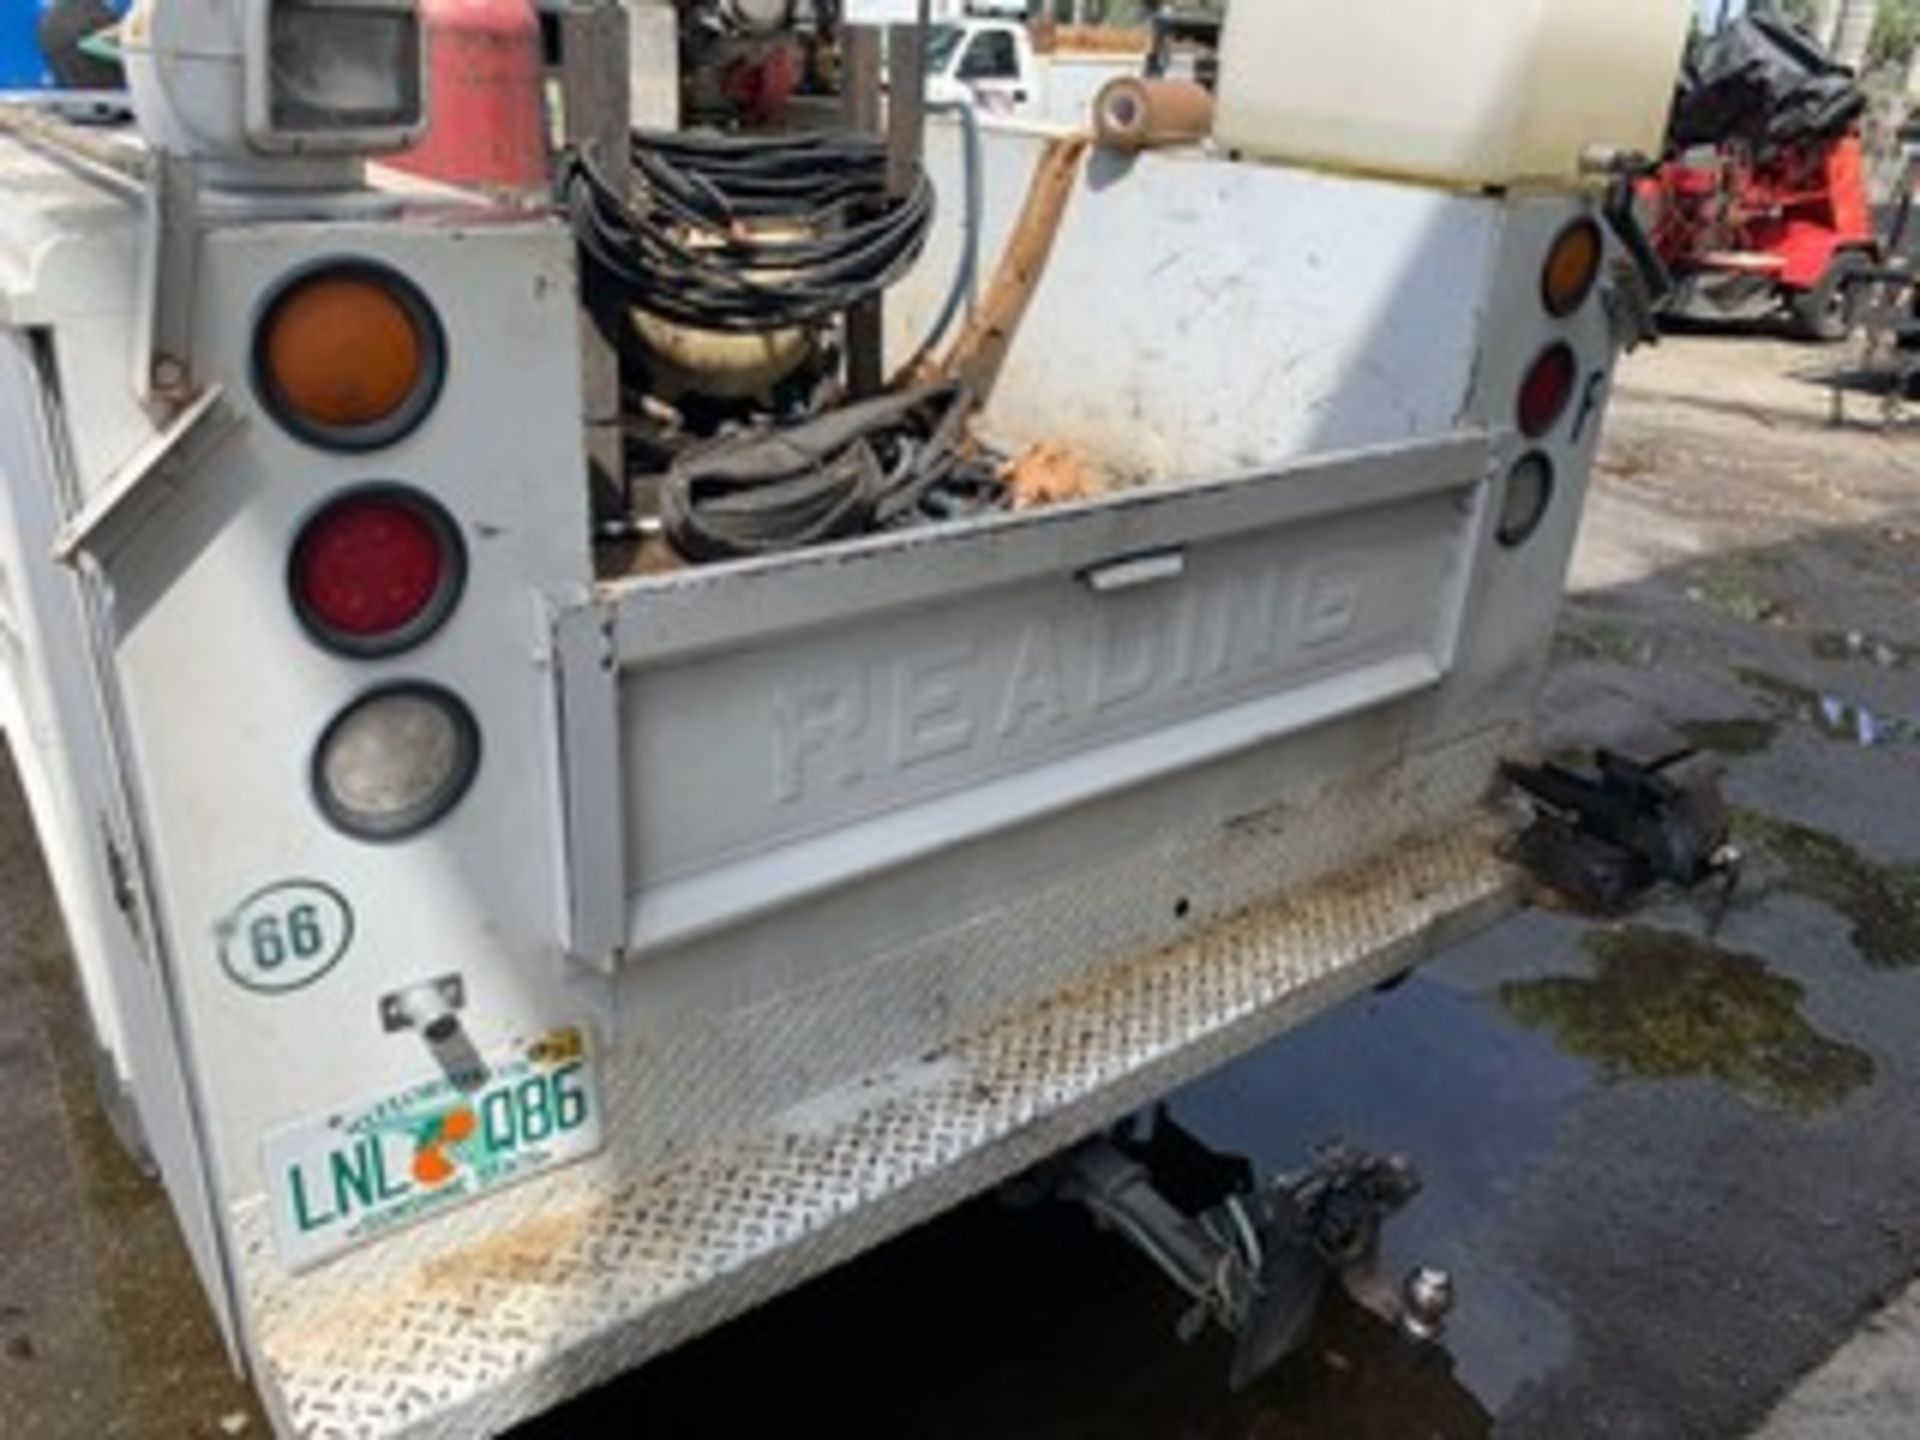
[218,880,355,993]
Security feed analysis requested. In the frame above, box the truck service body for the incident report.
[0,2,1684,1434]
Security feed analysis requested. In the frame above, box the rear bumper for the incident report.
[238,817,1516,1440]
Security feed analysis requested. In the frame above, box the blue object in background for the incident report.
[2,0,132,92]
[0,3,55,90]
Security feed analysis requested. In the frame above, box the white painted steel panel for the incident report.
[614,436,1488,954]
[92,213,602,1214]
[0,327,237,1346]
[889,123,1498,485]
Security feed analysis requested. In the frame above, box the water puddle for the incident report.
[1676,717,1780,757]
[1167,972,1585,1412]
[1734,666,1916,748]
[521,1165,1494,1440]
[1734,809,1920,969]
[1499,927,1874,1117]
[526,974,1575,1437]
[1810,631,1918,672]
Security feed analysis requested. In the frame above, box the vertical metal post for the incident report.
[887,5,929,198]
[840,25,883,134]
[841,24,885,397]
[842,3,925,397]
[562,2,634,522]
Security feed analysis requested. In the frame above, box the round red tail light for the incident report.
[1517,343,1578,439]
[290,487,465,657]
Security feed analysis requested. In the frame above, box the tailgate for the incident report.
[554,432,1493,964]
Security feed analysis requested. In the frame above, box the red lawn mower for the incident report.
[1645,13,1878,341]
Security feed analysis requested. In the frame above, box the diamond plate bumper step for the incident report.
[248,819,1515,1439]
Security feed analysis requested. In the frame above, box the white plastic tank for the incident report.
[1212,0,1693,188]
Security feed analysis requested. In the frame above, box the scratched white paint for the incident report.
[890,122,1499,486]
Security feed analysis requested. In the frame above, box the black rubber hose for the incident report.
[570,128,936,334]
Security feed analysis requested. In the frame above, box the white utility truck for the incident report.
[924,16,1143,123]
[0,0,1691,1435]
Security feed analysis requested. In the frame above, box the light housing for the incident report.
[1517,342,1577,439]
[254,261,445,451]
[249,0,426,154]
[122,0,424,192]
[1542,217,1604,318]
[1498,453,1555,548]
[312,683,481,842]
[288,484,465,657]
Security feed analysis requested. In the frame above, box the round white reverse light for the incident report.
[1498,453,1556,549]
[313,684,479,841]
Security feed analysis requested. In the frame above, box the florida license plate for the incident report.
[262,1026,604,1272]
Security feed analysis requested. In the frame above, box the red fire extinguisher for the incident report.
[389,0,549,197]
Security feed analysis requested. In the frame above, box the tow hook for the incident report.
[1052,1112,1453,1389]
[1501,747,1742,925]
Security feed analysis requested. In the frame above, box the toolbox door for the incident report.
[555,432,1494,965]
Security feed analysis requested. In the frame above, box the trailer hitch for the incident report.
[1053,1113,1452,1390]
[1502,747,1741,922]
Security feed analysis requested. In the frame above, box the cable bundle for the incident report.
[569,129,935,333]
[659,381,1006,562]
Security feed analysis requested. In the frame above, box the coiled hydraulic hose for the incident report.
[568,128,936,333]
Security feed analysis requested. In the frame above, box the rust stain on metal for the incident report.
[417,1211,600,1293]
[249,817,1513,1438]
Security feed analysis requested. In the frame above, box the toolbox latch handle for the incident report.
[1079,548,1187,595]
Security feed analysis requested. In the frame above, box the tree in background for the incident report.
[1758,0,1918,77]
[1870,0,1920,70]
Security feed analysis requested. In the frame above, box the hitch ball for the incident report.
[1401,1266,1455,1342]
